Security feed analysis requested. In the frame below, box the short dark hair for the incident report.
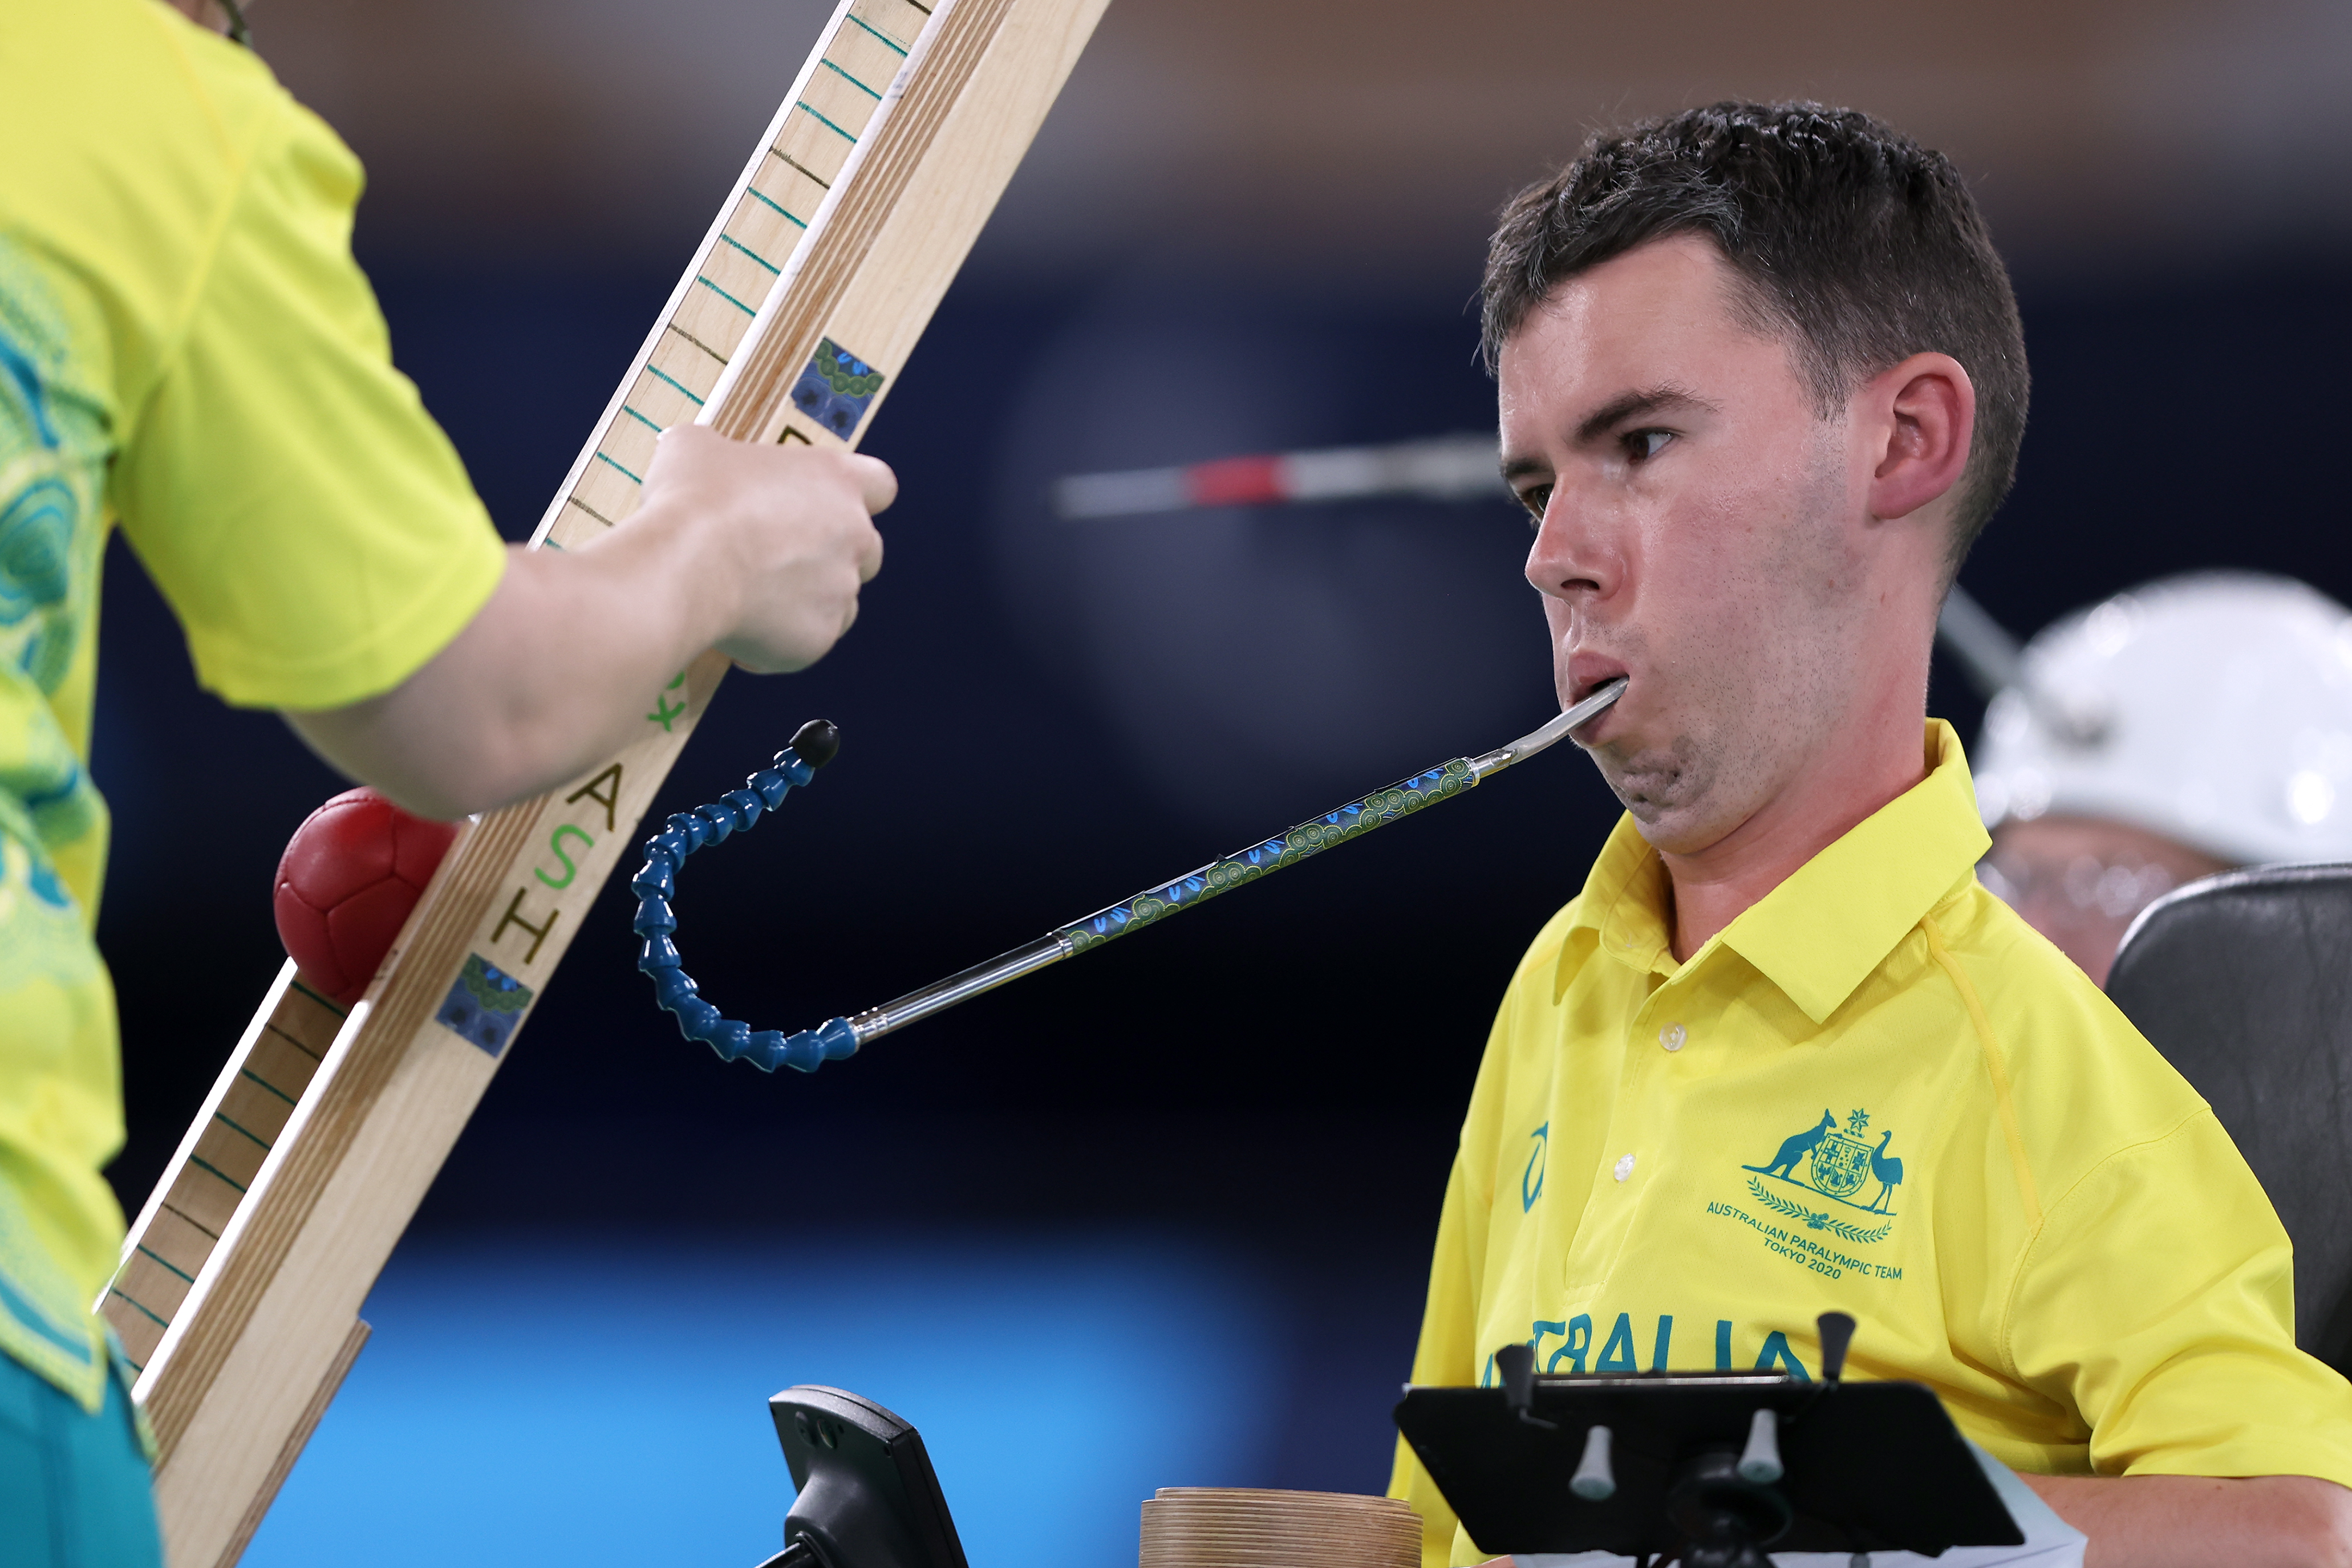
[1482,101,2028,570]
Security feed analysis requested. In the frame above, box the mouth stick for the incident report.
[636,679,1627,1069]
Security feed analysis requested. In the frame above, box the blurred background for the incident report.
[94,0,2352,1561]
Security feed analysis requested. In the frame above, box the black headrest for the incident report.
[2107,864,2352,1373]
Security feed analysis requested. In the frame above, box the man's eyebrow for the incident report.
[1498,384,1719,484]
[1573,384,1715,445]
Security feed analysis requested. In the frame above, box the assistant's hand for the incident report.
[284,425,897,820]
[635,424,893,674]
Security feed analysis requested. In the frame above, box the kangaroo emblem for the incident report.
[1749,1110,1836,1180]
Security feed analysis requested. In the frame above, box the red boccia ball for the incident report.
[273,787,460,1008]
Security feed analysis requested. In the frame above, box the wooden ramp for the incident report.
[98,1,1111,1561]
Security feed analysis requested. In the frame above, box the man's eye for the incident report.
[1517,484,1552,526]
[1624,428,1674,462]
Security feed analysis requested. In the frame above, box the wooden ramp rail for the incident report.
[99,0,1110,1561]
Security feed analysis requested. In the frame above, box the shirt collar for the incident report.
[1566,720,1992,1022]
[1570,802,1680,980]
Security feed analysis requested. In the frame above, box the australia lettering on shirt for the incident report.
[1486,1104,1913,1386]
[1480,1314,1816,1384]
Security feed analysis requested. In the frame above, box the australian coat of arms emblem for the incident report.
[1744,1108,1903,1217]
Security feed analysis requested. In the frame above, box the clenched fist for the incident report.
[640,424,894,673]
[283,423,902,819]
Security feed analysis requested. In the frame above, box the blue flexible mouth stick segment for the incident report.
[632,680,1627,1072]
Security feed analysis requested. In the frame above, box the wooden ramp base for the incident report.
[215,1318,371,1568]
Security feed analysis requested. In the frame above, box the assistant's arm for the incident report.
[2021,1473,2352,1568]
[284,425,891,820]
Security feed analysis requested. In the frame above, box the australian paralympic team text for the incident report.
[1708,1199,1905,1282]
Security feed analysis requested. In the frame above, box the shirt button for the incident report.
[1613,1153,1636,1182]
[1660,1023,1686,1052]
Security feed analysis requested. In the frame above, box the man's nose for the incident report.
[1524,485,1616,603]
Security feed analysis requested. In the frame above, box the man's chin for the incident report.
[1597,755,1725,855]
[1622,804,1717,856]
[1616,780,1761,859]
[1595,753,1685,811]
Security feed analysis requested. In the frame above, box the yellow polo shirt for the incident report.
[0,0,504,1412]
[1388,721,2352,1567]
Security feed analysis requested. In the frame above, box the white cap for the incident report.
[1973,572,2352,866]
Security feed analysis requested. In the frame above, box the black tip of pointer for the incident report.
[783,719,840,770]
[1817,1310,1855,1384]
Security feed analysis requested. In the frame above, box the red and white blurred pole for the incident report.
[1052,433,1507,519]
[1052,430,2044,740]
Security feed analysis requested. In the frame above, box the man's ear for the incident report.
[1865,352,1976,523]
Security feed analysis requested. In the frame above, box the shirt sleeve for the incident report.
[109,90,505,712]
[1389,1148,1484,1568]
[2005,1107,2352,1486]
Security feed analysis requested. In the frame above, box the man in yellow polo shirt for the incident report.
[1388,103,2352,1567]
[2,2,893,1559]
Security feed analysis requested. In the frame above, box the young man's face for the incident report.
[1499,233,1887,858]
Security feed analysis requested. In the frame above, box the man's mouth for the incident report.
[1567,655,1629,708]
[1566,677,1627,739]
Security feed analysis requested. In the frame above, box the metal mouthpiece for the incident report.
[1468,677,1625,781]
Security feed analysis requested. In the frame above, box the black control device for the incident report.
[1393,1314,2022,1568]
[752,1387,970,1568]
